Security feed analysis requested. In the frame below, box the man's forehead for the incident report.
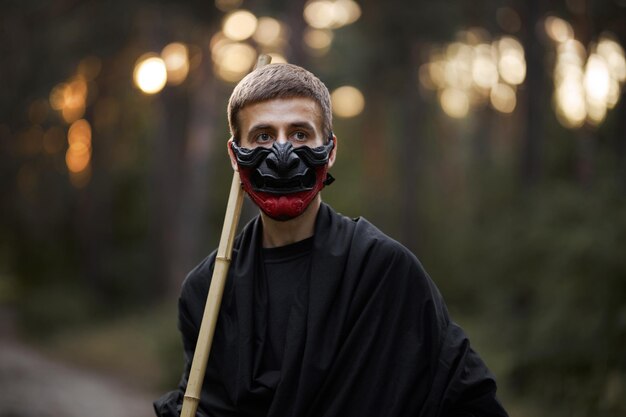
[239,97,323,129]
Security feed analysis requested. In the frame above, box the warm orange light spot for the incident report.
[597,34,626,82]
[133,54,167,94]
[497,36,526,85]
[222,10,258,41]
[50,77,88,123]
[253,17,284,47]
[49,83,67,111]
[439,88,469,118]
[545,16,574,43]
[68,119,92,146]
[304,28,333,56]
[304,1,335,29]
[584,54,611,106]
[62,105,86,124]
[65,146,91,173]
[471,45,498,89]
[213,42,257,83]
[161,42,190,85]
[304,0,361,30]
[331,86,365,118]
[490,83,517,113]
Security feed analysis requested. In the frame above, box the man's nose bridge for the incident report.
[276,129,288,143]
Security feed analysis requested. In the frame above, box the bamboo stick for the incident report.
[180,54,271,417]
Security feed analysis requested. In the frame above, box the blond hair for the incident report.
[227,63,332,142]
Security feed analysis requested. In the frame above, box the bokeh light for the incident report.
[49,84,67,111]
[253,17,284,47]
[419,29,526,118]
[331,86,365,118]
[584,54,611,107]
[597,35,626,83]
[133,54,167,94]
[490,83,517,113]
[49,77,88,123]
[304,28,333,55]
[472,46,499,89]
[66,143,90,172]
[545,16,574,44]
[440,88,469,118]
[223,10,258,41]
[68,118,91,146]
[444,43,473,90]
[213,42,257,83]
[303,0,361,30]
[497,37,526,85]
[304,1,336,29]
[549,24,626,128]
[161,42,190,86]
[65,119,92,177]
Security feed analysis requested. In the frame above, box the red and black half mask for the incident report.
[230,136,335,221]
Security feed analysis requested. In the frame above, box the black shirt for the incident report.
[260,236,313,372]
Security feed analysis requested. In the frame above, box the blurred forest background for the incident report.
[1,0,625,416]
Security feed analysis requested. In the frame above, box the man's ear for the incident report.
[227,138,239,171]
[328,134,338,169]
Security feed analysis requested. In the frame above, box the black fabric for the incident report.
[154,203,508,417]
[261,236,313,373]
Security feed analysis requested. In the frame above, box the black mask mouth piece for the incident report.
[231,137,335,194]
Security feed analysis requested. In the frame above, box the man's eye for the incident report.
[256,133,272,143]
[293,131,307,141]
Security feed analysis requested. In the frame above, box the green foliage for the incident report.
[420,174,626,416]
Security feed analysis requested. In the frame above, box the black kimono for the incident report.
[154,203,507,417]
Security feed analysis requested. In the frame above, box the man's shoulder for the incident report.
[321,205,423,279]
[351,215,419,264]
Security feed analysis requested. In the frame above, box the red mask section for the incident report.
[238,164,330,221]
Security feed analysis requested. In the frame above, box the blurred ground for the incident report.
[0,339,156,417]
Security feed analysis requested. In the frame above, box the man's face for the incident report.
[236,97,327,150]
[227,96,337,221]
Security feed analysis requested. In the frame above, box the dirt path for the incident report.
[0,340,156,417]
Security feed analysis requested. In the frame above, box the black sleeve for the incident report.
[392,245,507,417]
[425,319,508,417]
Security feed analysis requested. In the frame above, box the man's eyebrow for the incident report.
[289,121,315,130]
[248,124,273,133]
[247,121,315,134]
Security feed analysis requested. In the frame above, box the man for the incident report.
[154,63,507,417]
